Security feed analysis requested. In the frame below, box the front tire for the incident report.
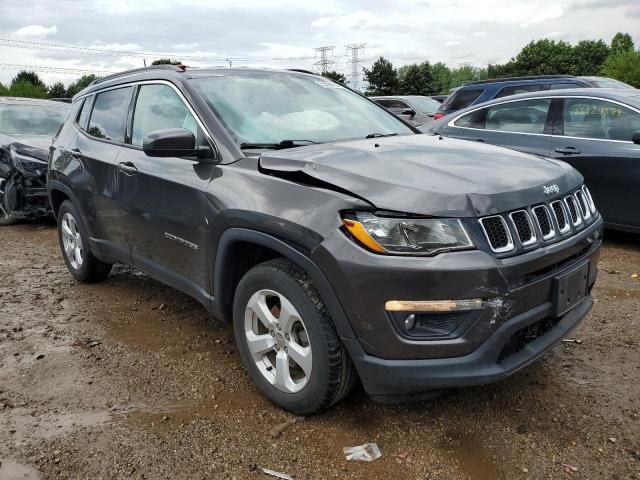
[57,200,112,283]
[233,258,356,415]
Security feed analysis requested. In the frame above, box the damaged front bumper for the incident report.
[311,215,603,399]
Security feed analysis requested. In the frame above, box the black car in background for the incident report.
[422,88,640,232]
[434,75,634,119]
[0,97,68,225]
[371,95,442,125]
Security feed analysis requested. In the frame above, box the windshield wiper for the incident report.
[365,133,398,139]
[240,139,318,150]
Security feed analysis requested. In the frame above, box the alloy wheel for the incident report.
[61,212,83,270]
[244,289,312,393]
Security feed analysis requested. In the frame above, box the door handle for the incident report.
[475,138,485,143]
[554,147,581,155]
[118,161,138,175]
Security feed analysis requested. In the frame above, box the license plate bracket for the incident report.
[553,261,589,317]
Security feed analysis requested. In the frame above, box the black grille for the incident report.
[533,206,552,237]
[511,211,533,244]
[551,201,567,231]
[565,196,579,224]
[480,216,510,251]
[498,317,559,363]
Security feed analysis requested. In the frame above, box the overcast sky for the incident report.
[0,0,639,86]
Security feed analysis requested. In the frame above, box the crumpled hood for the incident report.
[0,134,51,163]
[259,134,582,217]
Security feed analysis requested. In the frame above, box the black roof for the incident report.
[463,75,575,86]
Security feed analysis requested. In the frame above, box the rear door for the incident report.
[117,82,214,302]
[74,86,132,259]
[442,97,554,157]
[549,96,640,229]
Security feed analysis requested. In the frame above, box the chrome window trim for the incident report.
[509,210,537,246]
[532,205,556,240]
[564,196,583,227]
[550,200,571,234]
[447,94,640,144]
[479,215,515,253]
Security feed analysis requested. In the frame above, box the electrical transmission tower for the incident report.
[345,43,366,91]
[313,46,335,74]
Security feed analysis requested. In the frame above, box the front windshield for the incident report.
[407,96,441,114]
[191,73,413,146]
[0,104,68,136]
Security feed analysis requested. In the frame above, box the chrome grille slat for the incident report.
[532,205,555,240]
[564,195,582,226]
[509,210,537,246]
[479,216,514,253]
[575,191,591,220]
[582,185,596,214]
[551,200,571,234]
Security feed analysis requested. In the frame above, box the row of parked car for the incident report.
[0,66,628,413]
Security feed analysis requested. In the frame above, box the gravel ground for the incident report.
[1,221,639,480]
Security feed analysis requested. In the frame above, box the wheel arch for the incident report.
[213,228,357,343]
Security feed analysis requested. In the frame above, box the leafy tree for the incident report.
[398,62,436,96]
[48,81,67,98]
[364,57,398,96]
[515,39,575,75]
[486,60,522,78]
[571,40,610,76]
[66,74,99,97]
[601,49,640,88]
[321,70,346,84]
[0,82,8,96]
[8,80,48,99]
[431,62,453,94]
[610,32,634,55]
[449,65,487,87]
[151,58,182,65]
[11,70,46,90]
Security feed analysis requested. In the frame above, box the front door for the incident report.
[549,97,640,229]
[117,83,214,302]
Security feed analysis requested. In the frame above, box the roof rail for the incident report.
[463,74,575,86]
[89,65,184,87]
[287,69,316,75]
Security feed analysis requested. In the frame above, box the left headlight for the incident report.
[10,147,46,176]
[342,212,474,255]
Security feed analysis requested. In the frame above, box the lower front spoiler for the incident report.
[345,296,592,402]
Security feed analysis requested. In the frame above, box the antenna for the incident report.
[345,43,366,92]
[313,46,335,74]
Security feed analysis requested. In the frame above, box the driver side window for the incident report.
[131,84,199,147]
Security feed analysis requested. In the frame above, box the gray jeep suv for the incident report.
[48,66,602,414]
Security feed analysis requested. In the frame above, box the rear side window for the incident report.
[441,89,484,111]
[563,98,640,141]
[87,87,132,142]
[485,98,551,134]
[376,99,410,109]
[131,84,198,147]
[495,84,547,98]
[76,97,92,130]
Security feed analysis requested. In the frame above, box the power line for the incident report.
[0,37,318,63]
[345,43,366,92]
[313,46,335,74]
[0,62,117,75]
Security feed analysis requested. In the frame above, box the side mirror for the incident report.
[402,108,416,117]
[633,132,640,145]
[143,128,212,160]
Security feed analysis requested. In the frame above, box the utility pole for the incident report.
[345,43,366,92]
[313,46,335,74]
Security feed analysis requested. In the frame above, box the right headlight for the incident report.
[342,212,474,256]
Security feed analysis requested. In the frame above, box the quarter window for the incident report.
[495,84,547,98]
[131,84,198,147]
[485,99,551,134]
[563,98,640,141]
[87,87,132,142]
[442,89,484,111]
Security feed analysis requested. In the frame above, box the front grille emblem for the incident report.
[543,184,560,195]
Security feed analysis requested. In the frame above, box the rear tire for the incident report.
[233,258,356,415]
[57,200,112,283]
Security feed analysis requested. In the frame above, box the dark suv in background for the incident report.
[48,66,602,414]
[435,75,634,119]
